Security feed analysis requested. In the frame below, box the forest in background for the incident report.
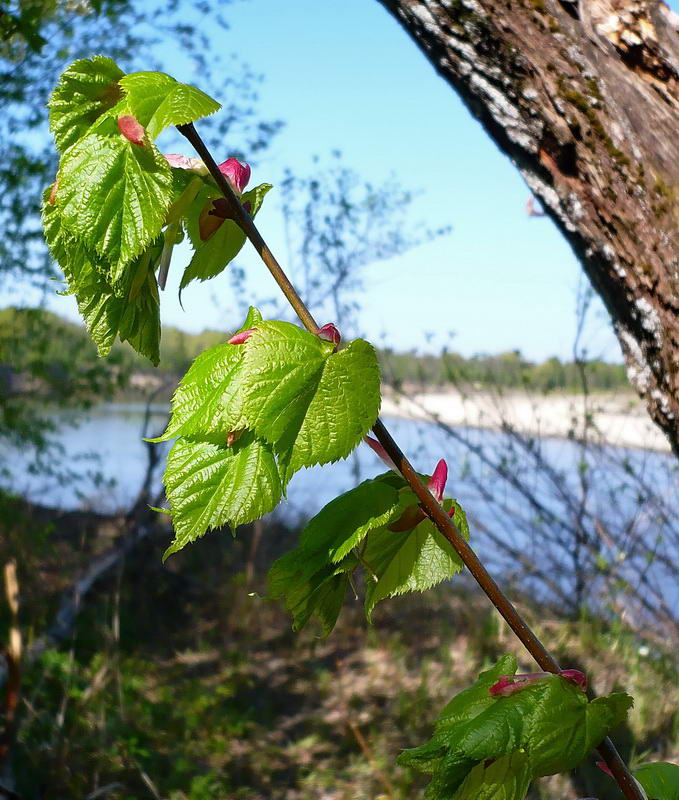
[1,306,631,401]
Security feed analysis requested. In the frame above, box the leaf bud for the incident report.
[218,158,251,194]
[228,328,256,345]
[363,435,399,472]
[227,429,245,447]
[428,459,448,502]
[48,179,59,206]
[559,669,587,691]
[490,669,587,697]
[317,323,341,346]
[117,115,146,146]
[165,153,209,175]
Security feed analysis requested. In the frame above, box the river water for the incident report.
[3,403,673,513]
[3,403,678,613]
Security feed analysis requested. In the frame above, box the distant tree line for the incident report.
[383,348,629,393]
[2,308,631,399]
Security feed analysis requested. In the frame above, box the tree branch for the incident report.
[177,121,644,800]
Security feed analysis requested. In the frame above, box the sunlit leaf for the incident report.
[43,195,160,363]
[49,56,125,152]
[241,321,381,483]
[151,307,262,442]
[163,432,282,559]
[56,122,173,272]
[120,71,220,140]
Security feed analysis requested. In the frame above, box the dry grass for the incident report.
[3,503,678,799]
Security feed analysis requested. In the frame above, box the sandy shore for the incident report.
[380,388,672,453]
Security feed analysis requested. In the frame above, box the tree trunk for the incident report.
[376,0,679,455]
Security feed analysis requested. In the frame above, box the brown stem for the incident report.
[176,122,643,800]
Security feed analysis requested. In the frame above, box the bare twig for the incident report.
[85,783,126,800]
[0,560,21,769]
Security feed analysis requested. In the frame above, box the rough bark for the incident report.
[376,0,679,455]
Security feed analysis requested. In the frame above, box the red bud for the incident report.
[363,435,398,472]
[490,669,588,697]
[317,323,341,346]
[165,153,207,174]
[227,429,244,447]
[117,115,145,146]
[490,673,550,696]
[559,669,587,691]
[218,158,251,193]
[228,328,256,345]
[428,459,448,502]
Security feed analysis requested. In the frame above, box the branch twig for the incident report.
[177,121,643,800]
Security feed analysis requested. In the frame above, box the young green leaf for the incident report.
[49,56,125,153]
[363,500,467,619]
[400,656,524,798]
[72,257,161,362]
[115,269,161,364]
[162,431,282,560]
[450,752,532,800]
[298,475,410,559]
[182,220,245,288]
[180,183,272,290]
[276,338,382,482]
[270,475,408,585]
[269,474,424,636]
[438,655,519,730]
[43,196,161,363]
[399,655,518,776]
[399,655,633,799]
[269,557,355,637]
[150,307,263,442]
[181,181,221,249]
[269,471,465,635]
[633,762,679,800]
[42,188,91,281]
[44,197,120,355]
[418,758,478,800]
[528,685,633,776]
[119,71,221,140]
[56,123,173,272]
[242,320,330,428]
[241,321,381,483]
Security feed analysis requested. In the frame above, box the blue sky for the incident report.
[45,0,628,360]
